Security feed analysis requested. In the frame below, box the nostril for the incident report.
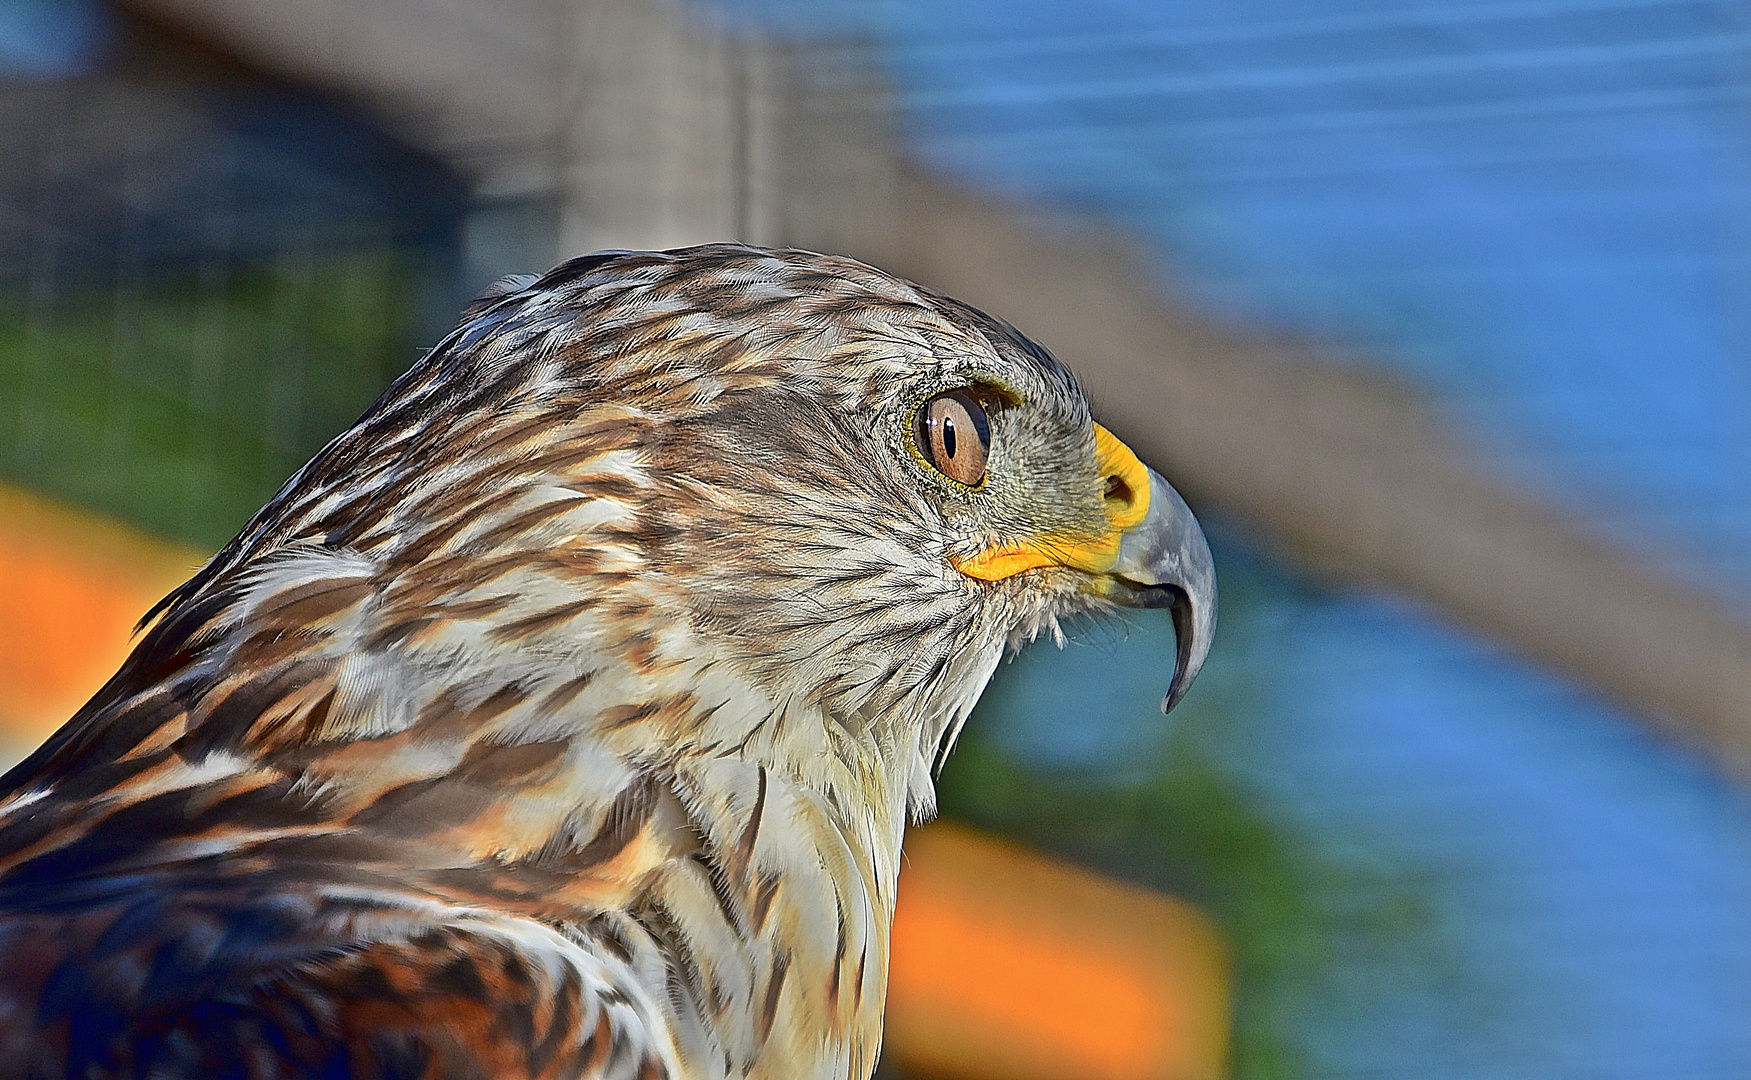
[1104,474,1134,509]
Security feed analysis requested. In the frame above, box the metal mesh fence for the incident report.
[0,17,462,547]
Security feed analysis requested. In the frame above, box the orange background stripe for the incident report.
[0,482,204,757]
[891,822,1229,1080]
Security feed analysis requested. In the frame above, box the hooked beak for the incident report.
[1110,465,1217,713]
[951,424,1217,713]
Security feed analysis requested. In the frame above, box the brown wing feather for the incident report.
[0,895,677,1080]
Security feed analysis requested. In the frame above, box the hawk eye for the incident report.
[914,389,990,487]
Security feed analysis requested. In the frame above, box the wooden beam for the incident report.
[808,167,1751,777]
[116,0,1751,775]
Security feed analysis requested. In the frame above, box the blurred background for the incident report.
[1,1,1750,1078]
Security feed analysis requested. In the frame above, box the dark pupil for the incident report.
[942,414,957,458]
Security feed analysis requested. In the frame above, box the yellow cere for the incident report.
[952,424,1153,582]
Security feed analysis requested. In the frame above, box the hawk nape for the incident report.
[0,246,1214,1080]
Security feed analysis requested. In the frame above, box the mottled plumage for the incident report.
[0,246,1213,1080]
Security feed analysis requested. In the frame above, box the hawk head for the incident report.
[99,245,1215,827]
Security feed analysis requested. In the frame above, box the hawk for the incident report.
[0,246,1214,1080]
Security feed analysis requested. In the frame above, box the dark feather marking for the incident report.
[455,739,568,786]
[524,440,639,477]
[595,518,683,555]
[391,451,499,518]
[304,490,377,536]
[131,561,237,643]
[649,900,709,1031]
[540,564,627,589]
[389,506,484,566]
[529,967,582,1075]
[564,475,641,503]
[409,688,473,743]
[465,414,563,462]
[361,615,440,653]
[254,576,374,625]
[496,945,536,994]
[687,847,747,941]
[575,1006,615,1078]
[707,972,731,1021]
[751,871,781,933]
[348,776,495,838]
[480,953,552,1065]
[422,865,549,905]
[450,287,540,353]
[365,1032,449,1080]
[537,669,599,716]
[230,626,319,672]
[434,594,519,621]
[585,914,637,964]
[27,748,176,810]
[317,496,392,551]
[567,778,657,867]
[286,685,340,746]
[241,831,406,873]
[20,688,184,786]
[180,662,333,757]
[535,250,636,292]
[684,699,725,735]
[472,360,551,412]
[618,632,661,672]
[180,775,319,835]
[467,495,591,554]
[734,766,766,873]
[113,595,229,693]
[758,950,789,1042]
[475,684,532,719]
[827,901,848,1012]
[488,600,595,643]
[0,777,277,893]
[428,954,488,1001]
[411,683,528,742]
[0,801,69,868]
[599,702,661,731]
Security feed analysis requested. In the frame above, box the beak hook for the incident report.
[1164,585,1201,713]
[1109,467,1217,714]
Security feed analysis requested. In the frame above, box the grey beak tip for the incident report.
[1108,464,1217,715]
[1141,471,1216,716]
[1160,577,1213,714]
